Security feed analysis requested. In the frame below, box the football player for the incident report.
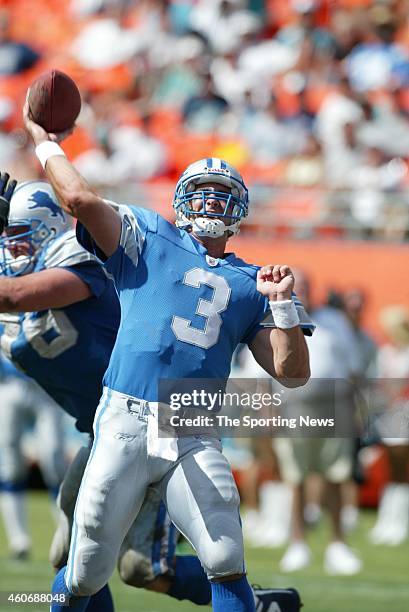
[24,101,312,612]
[0,174,68,559]
[0,176,305,612]
[0,353,66,559]
[0,177,119,610]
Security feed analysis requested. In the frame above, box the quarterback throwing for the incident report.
[23,98,311,612]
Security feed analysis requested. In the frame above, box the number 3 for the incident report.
[171,268,231,349]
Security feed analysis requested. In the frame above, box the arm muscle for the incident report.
[249,327,310,387]
[45,156,121,257]
[0,268,93,312]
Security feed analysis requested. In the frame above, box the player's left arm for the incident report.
[249,264,310,388]
[0,268,92,312]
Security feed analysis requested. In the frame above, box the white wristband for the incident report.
[269,299,300,329]
[35,141,66,169]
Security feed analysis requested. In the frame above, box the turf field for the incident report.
[0,492,408,612]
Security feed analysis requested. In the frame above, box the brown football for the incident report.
[28,70,81,133]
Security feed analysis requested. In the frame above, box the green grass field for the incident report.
[0,492,408,612]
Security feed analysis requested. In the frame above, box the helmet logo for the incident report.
[28,190,65,221]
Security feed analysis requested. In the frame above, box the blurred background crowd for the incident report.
[227,275,409,575]
[0,0,408,595]
[1,0,409,239]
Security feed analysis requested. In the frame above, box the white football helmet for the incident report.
[0,181,69,276]
[173,158,249,238]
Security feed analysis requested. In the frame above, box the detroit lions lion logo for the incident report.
[28,191,65,220]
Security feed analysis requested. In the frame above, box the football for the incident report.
[28,70,81,133]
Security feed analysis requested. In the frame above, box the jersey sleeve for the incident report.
[44,230,97,269]
[76,204,158,285]
[241,293,315,346]
[63,262,110,298]
[43,229,111,298]
[0,353,27,381]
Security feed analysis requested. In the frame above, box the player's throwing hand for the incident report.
[257,264,295,301]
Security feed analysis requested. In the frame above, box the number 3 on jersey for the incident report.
[171,267,231,349]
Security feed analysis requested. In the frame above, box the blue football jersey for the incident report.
[0,230,120,433]
[77,206,314,401]
[0,351,25,381]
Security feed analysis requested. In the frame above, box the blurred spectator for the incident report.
[277,1,335,73]
[182,71,229,132]
[0,10,40,75]
[346,147,407,237]
[151,33,208,108]
[276,270,363,575]
[357,92,409,158]
[190,0,262,55]
[1,0,409,239]
[0,357,67,559]
[238,93,308,163]
[284,134,324,186]
[230,346,293,549]
[0,98,19,168]
[210,54,242,107]
[315,77,364,186]
[344,288,378,380]
[71,0,134,19]
[370,306,409,546]
[346,22,409,93]
[70,9,141,69]
[237,37,298,87]
[341,288,378,533]
[74,117,168,185]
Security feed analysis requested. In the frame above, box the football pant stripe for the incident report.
[66,388,111,592]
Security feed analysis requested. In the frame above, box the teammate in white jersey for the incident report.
[24,101,311,612]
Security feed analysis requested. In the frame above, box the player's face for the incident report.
[188,182,234,225]
[3,225,33,258]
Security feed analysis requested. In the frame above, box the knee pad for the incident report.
[201,544,244,580]
[68,543,114,597]
[198,525,244,580]
[118,548,155,587]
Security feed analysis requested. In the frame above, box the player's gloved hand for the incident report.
[0,172,17,234]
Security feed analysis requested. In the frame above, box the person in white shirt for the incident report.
[276,270,363,576]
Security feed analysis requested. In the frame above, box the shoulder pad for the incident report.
[44,230,98,269]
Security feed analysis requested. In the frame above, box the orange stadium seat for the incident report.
[80,64,135,95]
[244,161,288,184]
[171,133,220,175]
[304,84,336,115]
[148,108,183,142]
[61,127,98,160]
[8,0,79,50]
